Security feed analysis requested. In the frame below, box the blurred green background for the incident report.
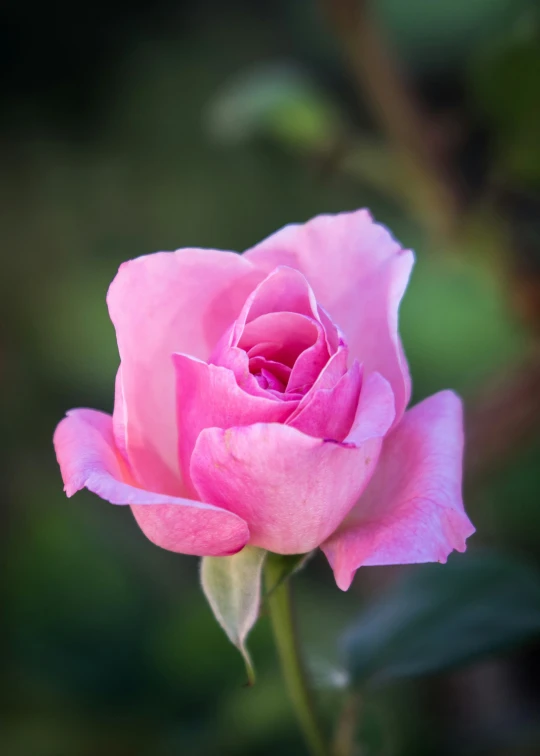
[3,1,540,754]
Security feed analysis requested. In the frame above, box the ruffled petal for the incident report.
[113,365,128,463]
[173,353,297,493]
[107,248,262,494]
[238,312,320,367]
[286,319,331,395]
[286,360,362,441]
[211,344,299,401]
[53,408,250,556]
[244,210,413,420]
[346,372,396,446]
[322,391,475,590]
[237,265,320,327]
[189,372,394,554]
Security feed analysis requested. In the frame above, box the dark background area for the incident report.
[2,1,540,754]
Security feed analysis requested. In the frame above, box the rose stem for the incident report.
[265,555,328,756]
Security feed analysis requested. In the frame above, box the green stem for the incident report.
[265,555,328,756]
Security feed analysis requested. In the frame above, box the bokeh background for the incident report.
[3,1,540,754]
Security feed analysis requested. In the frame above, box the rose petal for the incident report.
[287,319,331,395]
[240,265,320,325]
[107,248,262,494]
[212,265,340,359]
[346,372,396,446]
[244,210,413,421]
[53,408,250,556]
[301,346,349,393]
[190,426,375,554]
[238,312,320,367]
[258,368,285,391]
[322,391,475,591]
[190,372,394,554]
[286,360,362,441]
[249,356,291,387]
[113,365,128,463]
[173,353,297,493]
[214,345,300,402]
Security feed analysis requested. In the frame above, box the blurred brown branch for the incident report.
[319,0,540,480]
[332,692,362,756]
[465,347,540,481]
[320,0,462,236]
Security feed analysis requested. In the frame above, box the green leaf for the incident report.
[201,546,267,684]
[343,552,540,687]
[205,62,342,150]
[470,29,540,184]
[374,0,533,73]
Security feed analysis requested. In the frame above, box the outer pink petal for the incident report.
[322,391,475,591]
[244,210,413,421]
[173,353,296,494]
[189,373,395,554]
[53,408,250,556]
[113,365,128,464]
[107,249,263,495]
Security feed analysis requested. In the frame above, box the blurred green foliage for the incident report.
[344,552,540,686]
[375,0,533,71]
[3,1,540,755]
[472,30,540,185]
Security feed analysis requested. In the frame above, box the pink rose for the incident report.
[54,210,474,590]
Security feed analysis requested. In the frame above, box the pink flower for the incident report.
[54,210,474,590]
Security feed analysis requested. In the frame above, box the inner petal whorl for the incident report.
[238,311,319,368]
[208,265,348,403]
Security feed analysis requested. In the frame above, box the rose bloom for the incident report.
[54,211,474,590]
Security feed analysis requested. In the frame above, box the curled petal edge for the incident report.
[322,391,475,590]
[53,408,250,557]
